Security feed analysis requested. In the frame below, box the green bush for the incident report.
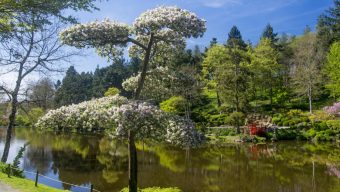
[15,108,44,126]
[104,87,120,96]
[326,120,340,131]
[208,114,230,127]
[272,116,281,124]
[208,128,237,136]
[303,128,317,139]
[313,121,328,131]
[229,112,245,127]
[16,114,31,126]
[160,96,187,116]
[28,108,44,125]
[276,129,300,140]
[272,110,309,127]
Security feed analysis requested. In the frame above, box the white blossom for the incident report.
[133,6,206,38]
[36,96,204,147]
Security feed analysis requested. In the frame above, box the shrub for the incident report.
[313,121,328,131]
[104,87,120,96]
[276,129,300,140]
[309,110,333,122]
[325,120,340,132]
[229,112,245,127]
[15,108,44,126]
[208,114,230,127]
[272,116,281,124]
[15,114,30,126]
[303,128,317,139]
[323,102,340,117]
[29,108,44,125]
[160,96,187,116]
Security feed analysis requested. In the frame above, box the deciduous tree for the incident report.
[0,0,97,163]
[59,6,206,192]
[324,42,340,99]
[291,32,323,114]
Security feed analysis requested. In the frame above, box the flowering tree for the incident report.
[60,6,206,99]
[60,8,205,191]
[36,97,204,191]
[36,95,128,131]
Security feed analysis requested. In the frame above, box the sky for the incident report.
[0,0,335,89]
[71,0,334,73]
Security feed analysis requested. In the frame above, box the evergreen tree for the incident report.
[210,38,218,47]
[317,0,340,49]
[54,66,93,107]
[91,66,106,98]
[261,24,278,44]
[204,37,218,53]
[203,45,250,132]
[251,38,281,108]
[226,26,246,49]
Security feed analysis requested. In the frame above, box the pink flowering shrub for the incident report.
[323,102,340,117]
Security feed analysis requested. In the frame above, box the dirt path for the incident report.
[0,182,20,192]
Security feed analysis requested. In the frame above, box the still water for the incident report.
[0,127,340,192]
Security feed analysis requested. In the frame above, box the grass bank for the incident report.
[120,187,182,192]
[0,172,68,192]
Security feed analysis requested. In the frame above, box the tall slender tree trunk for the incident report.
[128,34,154,192]
[308,86,312,114]
[1,96,18,162]
[216,90,221,107]
[128,130,137,192]
[1,68,23,163]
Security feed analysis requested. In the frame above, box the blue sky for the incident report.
[69,0,333,74]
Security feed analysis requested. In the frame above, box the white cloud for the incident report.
[201,0,242,8]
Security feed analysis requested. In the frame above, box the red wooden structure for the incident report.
[248,123,266,136]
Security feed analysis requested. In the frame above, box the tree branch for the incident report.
[128,38,147,50]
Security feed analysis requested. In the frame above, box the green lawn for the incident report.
[0,172,68,192]
[120,187,182,192]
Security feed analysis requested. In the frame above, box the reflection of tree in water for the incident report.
[16,128,340,192]
[96,137,128,184]
[24,146,52,175]
[52,136,130,191]
[136,142,340,192]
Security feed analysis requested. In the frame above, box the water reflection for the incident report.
[1,127,340,192]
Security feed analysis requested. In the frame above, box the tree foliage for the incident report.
[291,32,323,113]
[324,42,340,98]
[317,0,340,49]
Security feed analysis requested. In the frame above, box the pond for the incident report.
[1,127,340,192]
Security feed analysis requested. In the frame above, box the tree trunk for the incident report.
[1,95,18,162]
[134,34,154,100]
[1,71,22,163]
[216,90,221,107]
[129,34,154,192]
[269,87,273,109]
[128,130,138,192]
[308,86,312,114]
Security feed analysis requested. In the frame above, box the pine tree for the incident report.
[54,66,93,107]
[226,26,246,49]
[261,24,278,44]
[317,0,340,49]
[251,38,281,108]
